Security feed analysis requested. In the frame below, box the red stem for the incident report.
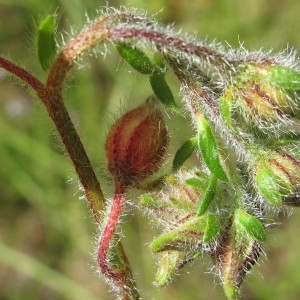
[109,26,233,68]
[98,183,127,283]
[0,57,44,93]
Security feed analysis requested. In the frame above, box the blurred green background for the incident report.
[1,0,300,299]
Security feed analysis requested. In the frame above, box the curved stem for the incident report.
[40,88,105,221]
[98,183,126,280]
[107,13,234,70]
[0,57,44,93]
[98,183,140,299]
[0,55,105,220]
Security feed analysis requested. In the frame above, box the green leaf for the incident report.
[197,115,228,181]
[266,65,300,90]
[116,43,156,74]
[235,209,266,241]
[203,214,220,243]
[197,174,217,216]
[37,15,57,71]
[172,137,197,172]
[255,165,282,205]
[150,73,182,115]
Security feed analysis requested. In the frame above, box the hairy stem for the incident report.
[0,57,44,93]
[98,183,140,299]
[107,14,234,70]
[98,184,126,279]
[41,89,105,221]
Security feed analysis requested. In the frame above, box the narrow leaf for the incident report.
[256,165,282,205]
[203,214,220,243]
[235,209,266,241]
[172,137,197,172]
[197,115,228,181]
[150,73,182,115]
[197,174,217,216]
[117,43,156,74]
[266,65,300,90]
[37,15,57,71]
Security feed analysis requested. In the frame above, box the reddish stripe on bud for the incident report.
[105,96,169,186]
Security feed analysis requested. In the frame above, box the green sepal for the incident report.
[151,215,206,252]
[265,65,300,90]
[37,15,57,71]
[150,73,182,115]
[224,282,239,300]
[140,193,160,208]
[255,165,282,205]
[197,115,228,181]
[185,177,206,191]
[152,53,166,69]
[116,43,156,74]
[235,209,266,241]
[107,238,128,272]
[197,174,217,216]
[154,250,184,287]
[172,137,197,172]
[219,91,233,127]
[203,214,220,243]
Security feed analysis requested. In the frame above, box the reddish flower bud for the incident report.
[212,219,262,299]
[105,96,169,186]
[220,64,299,131]
[255,151,300,206]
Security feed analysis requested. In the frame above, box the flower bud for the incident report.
[220,64,299,131]
[105,96,168,186]
[255,151,300,206]
[212,219,262,299]
[140,170,206,222]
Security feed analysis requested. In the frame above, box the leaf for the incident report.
[37,15,57,71]
[116,43,156,74]
[197,115,228,181]
[235,209,266,241]
[203,214,220,243]
[255,165,282,205]
[172,137,197,172]
[197,174,217,216]
[265,65,300,90]
[150,73,182,115]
